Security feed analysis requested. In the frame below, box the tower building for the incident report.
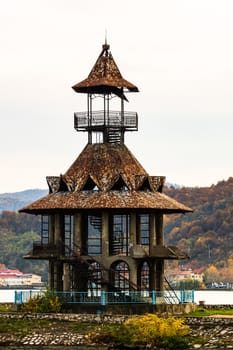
[20,42,192,303]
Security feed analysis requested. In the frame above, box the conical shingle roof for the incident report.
[72,43,138,98]
[20,143,192,214]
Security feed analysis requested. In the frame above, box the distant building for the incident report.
[167,269,204,285]
[0,269,42,286]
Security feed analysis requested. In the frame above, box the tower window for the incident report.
[87,215,102,256]
[137,214,150,246]
[111,261,130,292]
[64,215,74,256]
[88,262,102,295]
[110,215,130,256]
[41,215,49,245]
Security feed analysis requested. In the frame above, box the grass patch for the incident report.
[188,308,233,316]
[0,318,94,337]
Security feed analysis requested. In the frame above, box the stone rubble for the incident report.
[0,313,233,349]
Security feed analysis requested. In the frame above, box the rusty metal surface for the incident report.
[20,143,192,214]
[72,43,138,95]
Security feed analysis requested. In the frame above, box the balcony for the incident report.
[74,110,138,132]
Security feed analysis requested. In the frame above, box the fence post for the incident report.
[151,290,156,305]
[192,289,194,303]
[14,291,17,304]
[180,290,184,304]
[101,291,106,306]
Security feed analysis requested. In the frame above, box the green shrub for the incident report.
[89,313,190,349]
[22,289,61,313]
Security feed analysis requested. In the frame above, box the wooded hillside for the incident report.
[164,177,233,270]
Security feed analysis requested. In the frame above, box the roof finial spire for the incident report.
[103,29,110,52]
[105,29,107,45]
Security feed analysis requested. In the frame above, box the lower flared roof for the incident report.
[20,143,192,214]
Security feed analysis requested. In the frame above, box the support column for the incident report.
[49,214,55,245]
[130,213,136,246]
[48,260,54,290]
[74,213,82,255]
[155,260,164,292]
[102,211,109,257]
[129,260,138,289]
[155,213,164,292]
[54,261,63,291]
[149,261,156,291]
[63,263,70,292]
[155,213,164,245]
[149,214,156,254]
[54,213,61,249]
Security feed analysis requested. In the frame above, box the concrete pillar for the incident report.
[63,263,70,292]
[155,213,164,245]
[48,260,54,290]
[102,211,109,257]
[155,260,164,292]
[74,213,82,255]
[130,213,136,245]
[149,261,156,291]
[54,261,63,291]
[129,260,138,289]
[54,213,61,249]
[49,215,55,245]
[149,214,156,254]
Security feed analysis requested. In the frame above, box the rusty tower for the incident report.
[20,42,192,300]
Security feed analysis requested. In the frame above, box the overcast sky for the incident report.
[1,0,233,193]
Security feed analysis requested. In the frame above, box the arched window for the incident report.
[88,262,102,295]
[111,261,130,292]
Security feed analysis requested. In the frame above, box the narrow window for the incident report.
[64,215,74,256]
[88,262,102,296]
[41,215,49,245]
[110,214,130,256]
[87,215,102,256]
[137,214,150,246]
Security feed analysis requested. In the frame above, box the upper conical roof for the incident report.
[72,43,139,98]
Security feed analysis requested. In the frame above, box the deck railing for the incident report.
[74,110,138,131]
[14,290,194,305]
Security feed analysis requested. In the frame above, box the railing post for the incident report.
[192,289,194,303]
[180,290,184,304]
[151,290,156,305]
[101,291,106,306]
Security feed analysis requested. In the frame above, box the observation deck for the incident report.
[74,110,138,132]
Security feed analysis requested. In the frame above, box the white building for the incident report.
[0,269,42,286]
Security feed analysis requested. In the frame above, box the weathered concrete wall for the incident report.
[61,302,197,315]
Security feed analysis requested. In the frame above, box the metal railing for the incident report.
[74,110,138,131]
[14,290,194,305]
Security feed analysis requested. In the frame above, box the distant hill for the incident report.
[0,189,47,212]
[164,177,233,269]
